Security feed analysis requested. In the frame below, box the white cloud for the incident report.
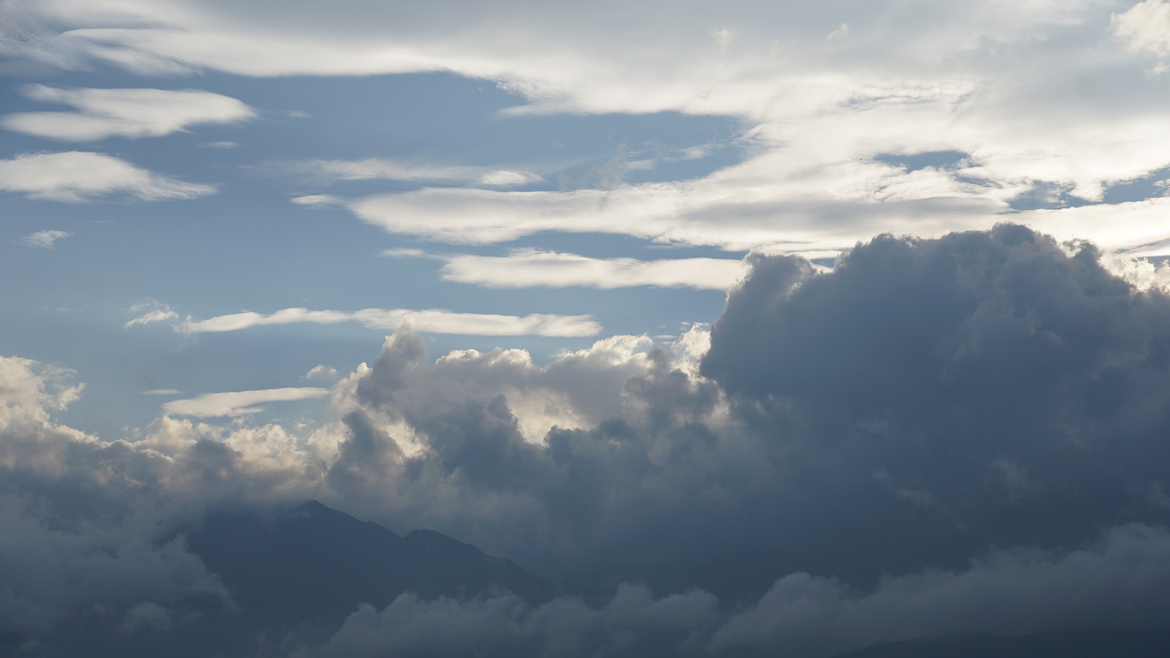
[305,365,339,381]
[0,84,254,141]
[199,140,237,149]
[142,389,181,395]
[711,27,735,52]
[437,249,747,290]
[0,152,216,202]
[5,1,1170,257]
[1113,1,1170,57]
[124,299,178,328]
[126,304,601,337]
[17,230,70,248]
[827,23,850,41]
[162,387,331,417]
[379,247,432,259]
[291,194,343,206]
[275,158,542,187]
[477,169,543,186]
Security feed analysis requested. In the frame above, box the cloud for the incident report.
[127,304,602,338]
[142,389,181,395]
[1113,1,1170,57]
[17,230,70,248]
[9,225,1170,653]
[124,299,178,328]
[0,152,216,202]
[305,365,340,381]
[273,158,542,187]
[8,1,1170,257]
[162,387,331,417]
[0,84,254,141]
[0,356,231,638]
[198,140,237,149]
[435,248,746,290]
[827,23,849,41]
[303,524,1170,658]
[478,170,543,186]
[291,194,343,206]
[293,225,1170,601]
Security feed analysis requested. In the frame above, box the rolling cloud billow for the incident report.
[4,225,1170,656]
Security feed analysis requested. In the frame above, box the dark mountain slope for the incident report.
[185,500,560,632]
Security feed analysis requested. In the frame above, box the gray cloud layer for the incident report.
[5,225,1170,655]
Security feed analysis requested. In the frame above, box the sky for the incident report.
[6,0,1170,656]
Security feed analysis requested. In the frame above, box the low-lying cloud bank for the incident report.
[304,525,1170,658]
[5,224,1170,655]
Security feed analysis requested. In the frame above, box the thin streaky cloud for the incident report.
[127,305,601,337]
[437,249,747,290]
[0,152,216,202]
[1,85,254,141]
[273,158,542,187]
[162,387,330,417]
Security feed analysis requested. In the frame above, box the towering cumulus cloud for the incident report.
[5,226,1170,656]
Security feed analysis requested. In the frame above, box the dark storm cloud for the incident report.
[704,224,1170,574]
[328,225,1170,596]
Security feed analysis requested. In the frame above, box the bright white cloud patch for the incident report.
[126,305,601,337]
[1113,1,1170,57]
[162,387,330,417]
[436,249,747,290]
[17,230,71,248]
[0,152,216,202]
[0,85,255,141]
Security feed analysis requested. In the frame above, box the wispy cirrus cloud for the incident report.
[0,85,255,141]
[0,152,216,202]
[126,303,601,338]
[124,300,178,328]
[272,157,542,187]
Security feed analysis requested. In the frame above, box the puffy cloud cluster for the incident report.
[0,358,230,643]
[7,225,1170,655]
